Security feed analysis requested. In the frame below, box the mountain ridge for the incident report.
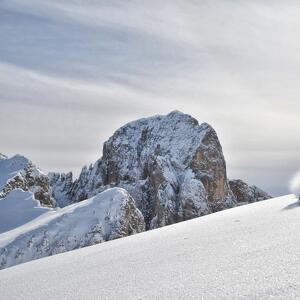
[50,111,271,227]
[0,111,272,269]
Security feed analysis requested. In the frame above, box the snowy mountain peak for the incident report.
[0,154,54,207]
[0,154,30,190]
[17,111,271,230]
[59,111,235,229]
[105,110,208,170]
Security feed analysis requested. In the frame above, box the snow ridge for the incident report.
[0,188,145,269]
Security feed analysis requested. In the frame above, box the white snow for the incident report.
[0,188,144,269]
[0,189,51,234]
[0,194,299,299]
[107,111,209,179]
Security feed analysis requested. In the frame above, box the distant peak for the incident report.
[167,110,185,117]
[10,154,30,164]
[166,110,200,127]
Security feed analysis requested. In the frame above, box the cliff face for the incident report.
[48,112,273,229]
[48,172,73,207]
[54,111,236,228]
[101,111,235,228]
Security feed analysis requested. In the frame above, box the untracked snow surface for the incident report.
[0,195,299,299]
[0,189,51,234]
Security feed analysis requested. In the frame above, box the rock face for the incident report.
[0,188,145,270]
[48,172,73,207]
[71,160,103,203]
[58,111,236,229]
[0,155,54,207]
[229,179,271,204]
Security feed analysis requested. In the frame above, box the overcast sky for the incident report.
[1,0,299,196]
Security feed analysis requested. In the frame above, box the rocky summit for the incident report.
[51,111,239,229]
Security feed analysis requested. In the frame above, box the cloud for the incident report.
[0,0,300,194]
[290,173,300,197]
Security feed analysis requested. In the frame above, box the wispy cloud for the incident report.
[0,1,300,194]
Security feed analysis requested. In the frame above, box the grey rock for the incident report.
[67,111,236,228]
[229,179,271,205]
[48,172,73,207]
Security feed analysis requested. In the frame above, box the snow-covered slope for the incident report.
[0,195,299,299]
[0,188,145,269]
[0,189,52,234]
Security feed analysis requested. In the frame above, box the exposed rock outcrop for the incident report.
[58,111,236,229]
[71,159,104,203]
[0,155,54,207]
[48,172,73,207]
[0,188,145,270]
[229,179,271,205]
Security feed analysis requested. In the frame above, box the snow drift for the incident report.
[0,188,145,269]
[0,189,51,234]
[0,194,299,299]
